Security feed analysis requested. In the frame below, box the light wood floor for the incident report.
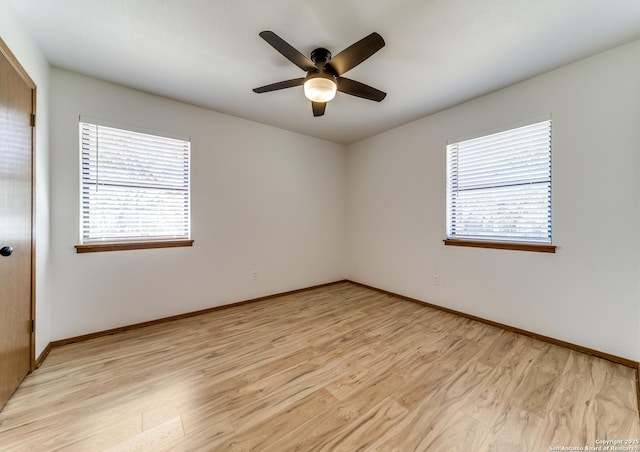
[1,282,638,451]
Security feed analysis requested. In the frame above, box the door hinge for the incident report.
[31,319,35,333]
[30,114,36,127]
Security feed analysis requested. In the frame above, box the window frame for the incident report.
[76,117,193,253]
[444,118,555,253]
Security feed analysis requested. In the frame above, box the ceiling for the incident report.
[11,0,640,144]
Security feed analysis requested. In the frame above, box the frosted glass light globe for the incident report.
[304,77,337,102]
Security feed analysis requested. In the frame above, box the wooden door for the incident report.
[0,39,35,410]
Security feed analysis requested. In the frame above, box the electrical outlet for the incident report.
[433,274,440,286]
[251,271,258,280]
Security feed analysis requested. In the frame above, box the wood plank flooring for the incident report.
[0,282,638,451]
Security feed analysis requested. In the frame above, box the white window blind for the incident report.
[446,120,552,243]
[80,120,190,243]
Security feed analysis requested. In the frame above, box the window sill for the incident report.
[443,239,556,253]
[75,239,194,254]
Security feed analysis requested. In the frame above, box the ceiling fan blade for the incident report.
[259,31,316,72]
[327,32,385,76]
[337,77,386,102]
[312,101,326,117]
[253,78,305,93]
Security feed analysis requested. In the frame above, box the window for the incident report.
[445,119,554,252]
[76,118,192,253]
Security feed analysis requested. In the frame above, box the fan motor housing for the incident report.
[310,47,332,69]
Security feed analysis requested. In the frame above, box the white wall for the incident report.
[0,0,51,358]
[49,69,346,340]
[346,40,640,361]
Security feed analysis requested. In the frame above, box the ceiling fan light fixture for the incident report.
[304,73,337,103]
[253,31,386,116]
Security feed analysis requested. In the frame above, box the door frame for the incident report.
[0,37,36,371]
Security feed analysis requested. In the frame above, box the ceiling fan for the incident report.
[253,31,386,117]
